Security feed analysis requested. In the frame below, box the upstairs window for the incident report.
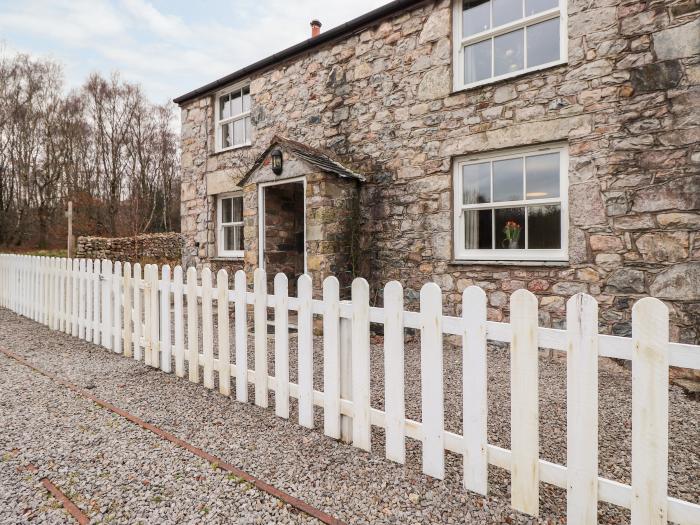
[217,194,244,257]
[453,0,567,90]
[453,144,568,261]
[216,84,251,151]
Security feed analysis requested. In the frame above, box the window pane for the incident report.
[232,196,243,222]
[462,162,491,204]
[525,0,557,16]
[528,204,561,249]
[464,209,493,249]
[233,119,245,145]
[493,0,522,27]
[463,0,491,37]
[526,153,559,199]
[224,225,243,252]
[495,207,525,249]
[242,86,251,112]
[231,90,243,116]
[244,116,251,143]
[221,197,232,223]
[219,94,230,120]
[221,123,232,149]
[493,158,523,202]
[464,39,492,84]
[527,17,560,67]
[494,29,524,76]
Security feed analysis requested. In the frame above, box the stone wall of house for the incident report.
[179,0,700,343]
[76,233,184,262]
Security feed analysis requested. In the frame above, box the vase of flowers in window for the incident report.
[502,220,521,249]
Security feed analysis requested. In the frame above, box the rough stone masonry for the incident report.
[178,0,700,343]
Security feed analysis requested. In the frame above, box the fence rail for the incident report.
[1,254,699,524]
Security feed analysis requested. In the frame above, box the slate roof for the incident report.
[238,135,366,186]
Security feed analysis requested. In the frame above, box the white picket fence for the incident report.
[0,253,699,524]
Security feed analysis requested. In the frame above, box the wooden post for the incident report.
[339,303,352,444]
[65,201,74,258]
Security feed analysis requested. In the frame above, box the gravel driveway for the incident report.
[0,307,697,524]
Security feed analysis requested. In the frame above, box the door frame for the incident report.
[257,176,307,274]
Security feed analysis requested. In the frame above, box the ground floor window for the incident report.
[453,143,568,261]
[217,193,244,258]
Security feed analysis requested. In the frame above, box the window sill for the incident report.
[452,60,567,95]
[212,143,252,156]
[211,256,244,262]
[450,259,569,267]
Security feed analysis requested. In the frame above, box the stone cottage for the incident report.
[175,0,700,343]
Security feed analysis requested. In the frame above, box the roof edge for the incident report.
[173,0,426,105]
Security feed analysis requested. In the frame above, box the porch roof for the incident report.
[238,135,366,186]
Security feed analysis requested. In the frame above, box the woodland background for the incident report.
[0,49,180,251]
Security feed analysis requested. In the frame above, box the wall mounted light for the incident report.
[271,148,283,175]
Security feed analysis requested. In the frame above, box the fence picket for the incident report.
[510,289,540,517]
[298,273,314,428]
[351,278,371,452]
[463,286,488,494]
[173,266,185,377]
[631,298,669,525]
[133,263,142,360]
[186,267,199,383]
[72,259,80,336]
[201,267,214,389]
[254,268,269,408]
[114,261,122,354]
[101,260,112,350]
[78,259,86,339]
[234,270,247,402]
[149,264,160,367]
[160,265,171,372]
[274,273,290,419]
[384,280,405,464]
[85,259,93,341]
[420,282,444,479]
[322,276,340,438]
[566,293,599,523]
[217,269,231,396]
[92,259,101,345]
[144,265,153,365]
[123,263,132,357]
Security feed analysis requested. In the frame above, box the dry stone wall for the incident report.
[180,0,700,343]
[77,233,184,263]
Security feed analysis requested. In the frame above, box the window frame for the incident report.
[214,81,252,153]
[451,0,568,91]
[452,143,569,262]
[216,192,245,258]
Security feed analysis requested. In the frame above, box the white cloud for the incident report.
[0,0,392,103]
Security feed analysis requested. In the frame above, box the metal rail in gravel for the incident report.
[0,346,346,525]
[25,464,89,525]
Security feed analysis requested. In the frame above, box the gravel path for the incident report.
[0,307,697,524]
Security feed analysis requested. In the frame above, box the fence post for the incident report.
[384,280,405,464]
[351,278,370,452]
[144,265,153,364]
[297,273,314,428]
[463,285,488,495]
[173,266,184,377]
[217,269,231,396]
[322,276,340,438]
[254,268,269,408]
[339,312,353,444]
[566,293,599,523]
[510,288,540,517]
[186,266,199,383]
[274,273,290,419]
[631,297,669,525]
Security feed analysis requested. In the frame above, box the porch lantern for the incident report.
[271,148,283,175]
